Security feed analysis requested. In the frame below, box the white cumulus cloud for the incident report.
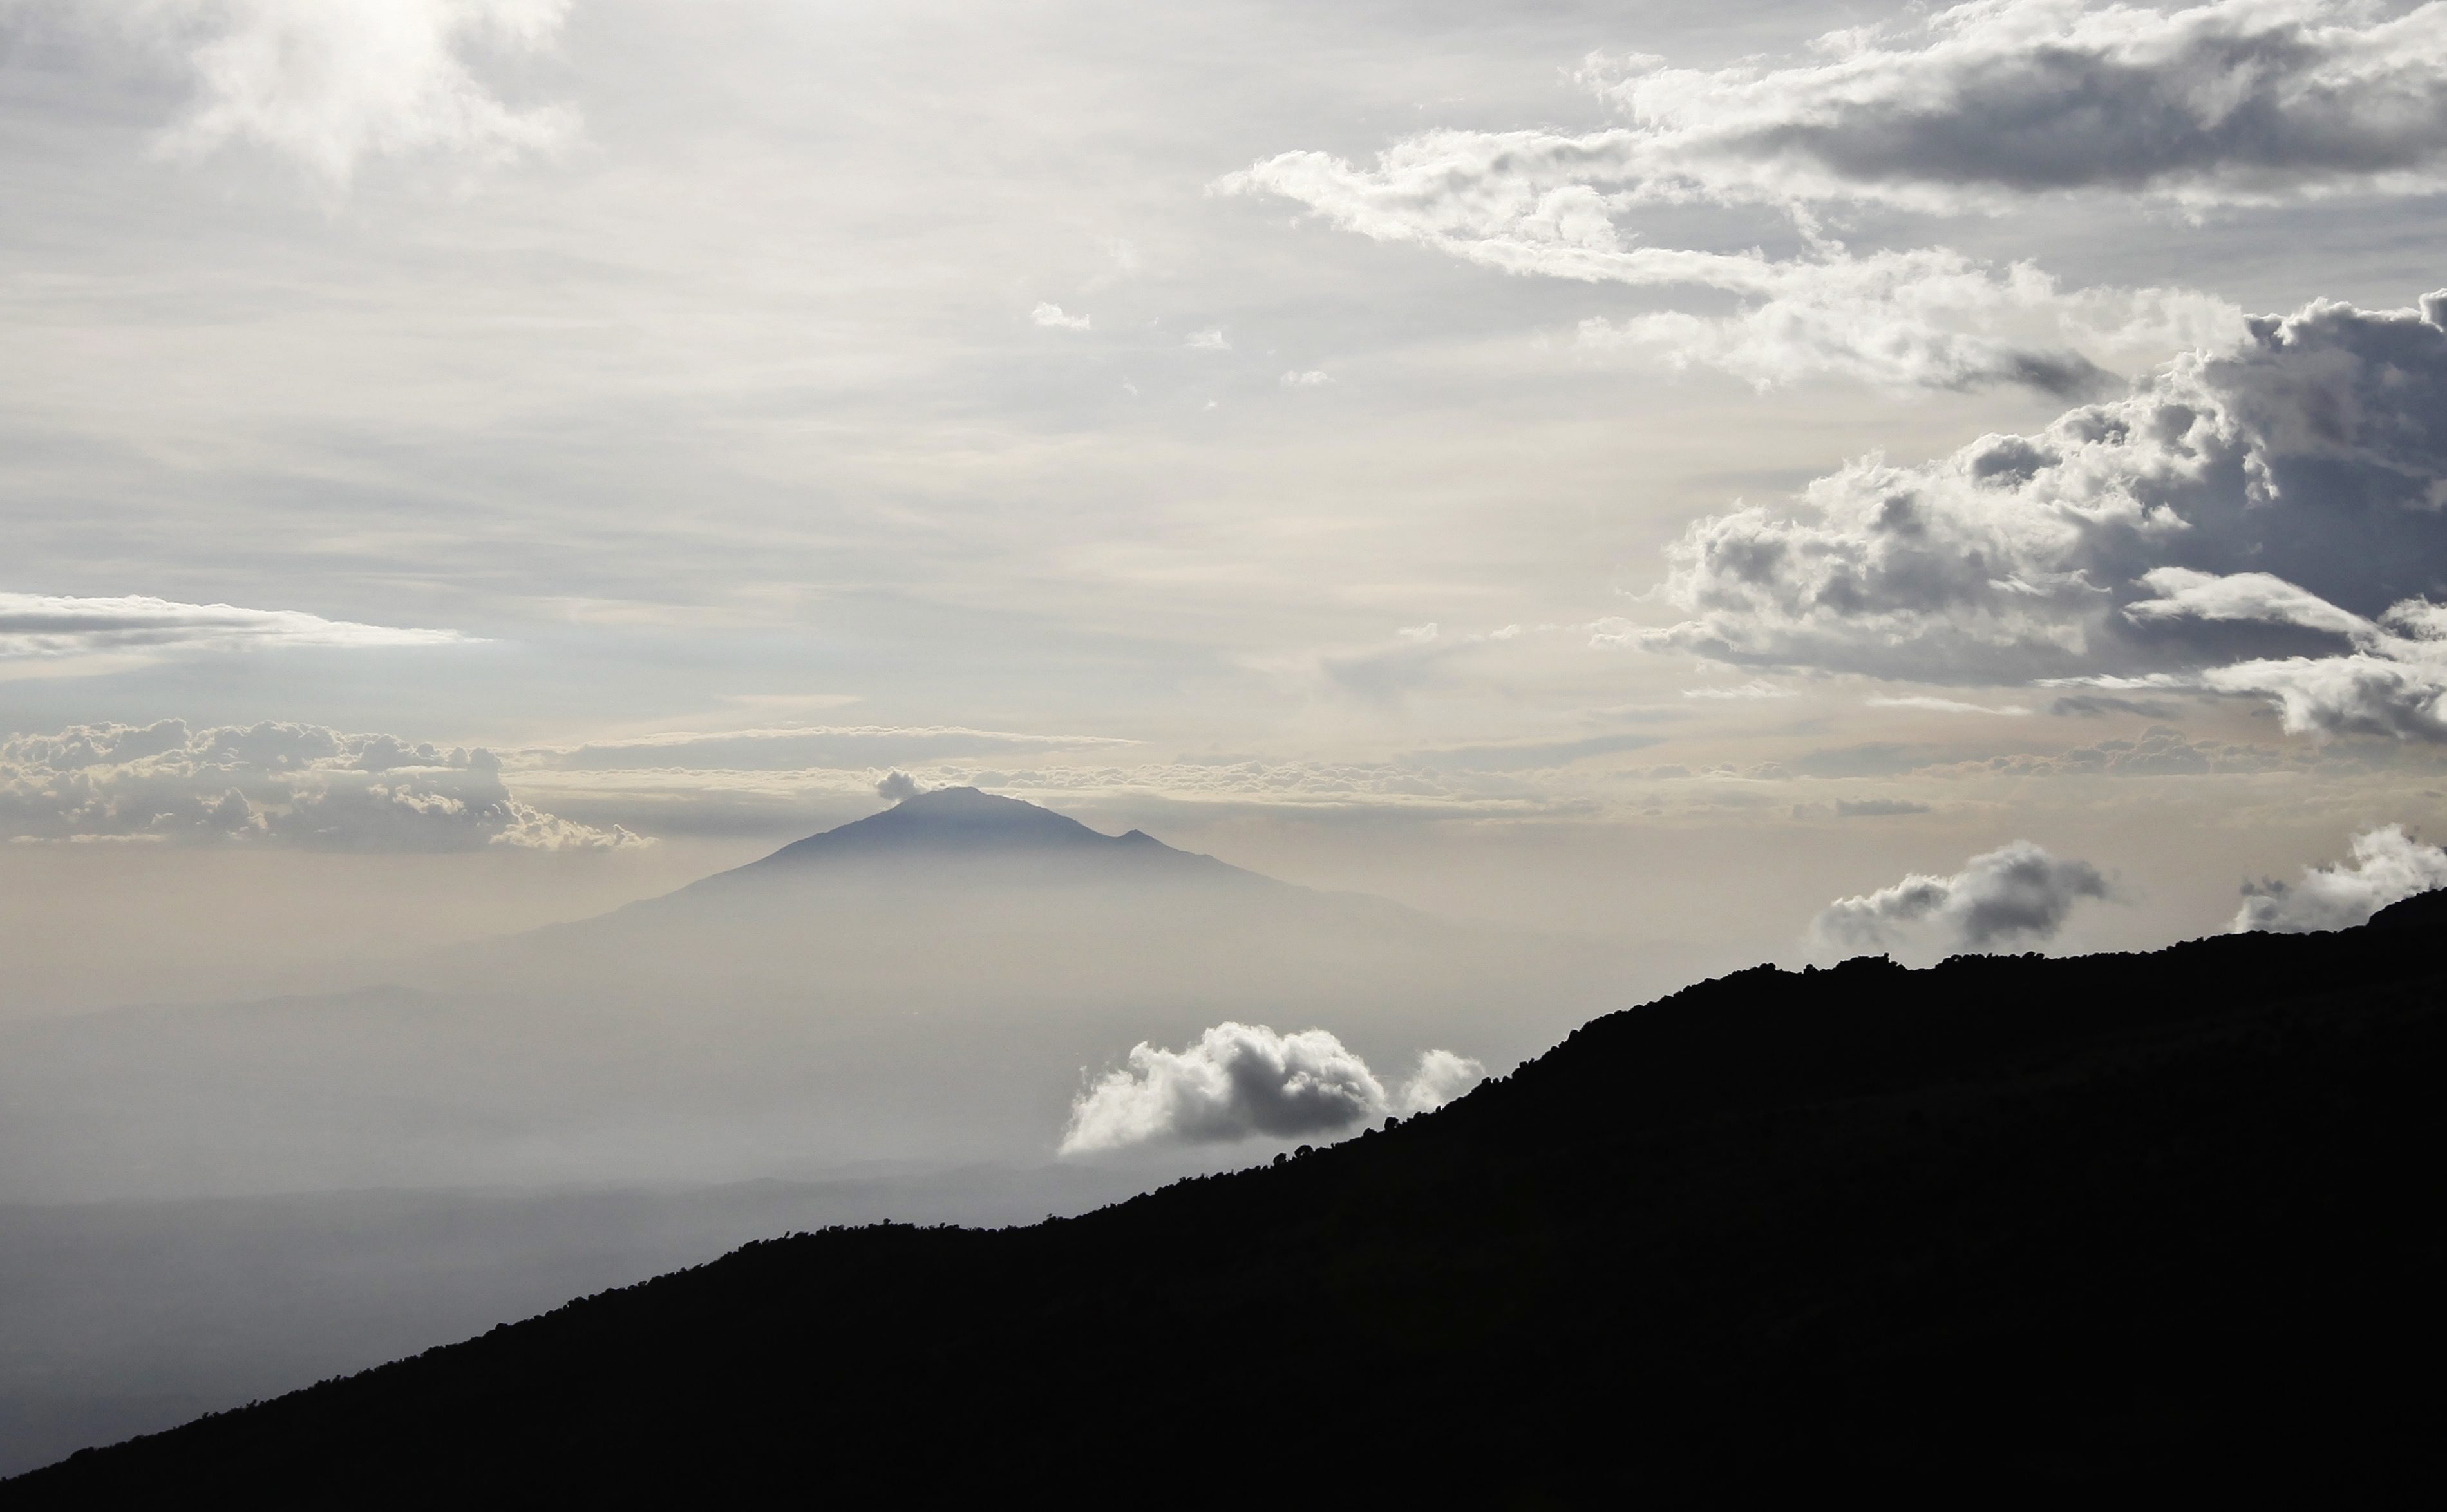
[1059,1022,1484,1154]
[1030,302,1091,330]
[2232,824,2447,932]
[1813,840,2112,956]
[1621,292,2447,735]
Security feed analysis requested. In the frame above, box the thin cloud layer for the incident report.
[0,719,643,850]
[1225,3,2447,391]
[1059,1022,1484,1154]
[1631,292,2447,734]
[518,725,1138,773]
[1227,140,2227,392]
[0,593,473,659]
[2233,823,2447,932]
[1219,1,2447,388]
[115,0,576,183]
[1813,839,2111,954]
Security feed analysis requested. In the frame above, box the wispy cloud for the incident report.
[0,593,473,661]
[516,725,1138,773]
[1222,3,2447,391]
[1868,697,2033,716]
[127,0,578,184]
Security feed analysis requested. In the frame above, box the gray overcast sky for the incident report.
[6,0,2447,1006]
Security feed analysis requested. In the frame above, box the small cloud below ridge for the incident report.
[1059,1023,1483,1155]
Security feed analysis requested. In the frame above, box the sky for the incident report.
[7,0,2447,1013]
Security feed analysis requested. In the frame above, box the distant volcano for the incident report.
[672,786,1252,893]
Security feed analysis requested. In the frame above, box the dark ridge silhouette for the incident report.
[12,903,2446,1502]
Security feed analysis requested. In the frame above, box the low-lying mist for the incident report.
[0,792,1630,1203]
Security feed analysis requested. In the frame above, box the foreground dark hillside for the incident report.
[14,903,2447,1502]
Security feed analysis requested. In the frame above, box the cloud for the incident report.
[1059,1022,1483,1154]
[1186,327,1230,351]
[1279,370,1332,387]
[1406,732,1660,772]
[1922,724,2294,779]
[1623,293,2447,726]
[1587,1,2447,213]
[1571,257,2226,394]
[518,724,1137,772]
[1681,679,1797,700]
[124,0,577,184]
[1222,3,2447,392]
[1835,798,1931,817]
[1868,696,2032,715]
[1222,3,2319,395]
[2050,695,2178,718]
[0,593,473,661]
[1031,302,1091,330]
[504,755,1591,833]
[2233,823,2447,932]
[0,720,643,850]
[1813,840,2112,954]
[875,770,921,802]
[1393,1049,1485,1117]
[1229,135,2227,392]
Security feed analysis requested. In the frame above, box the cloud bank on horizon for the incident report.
[0,720,640,850]
[1060,1022,1484,1155]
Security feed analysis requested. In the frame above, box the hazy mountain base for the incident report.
[15,900,2445,1500]
[0,795,1625,1202]
[0,1164,1164,1478]
[0,794,1621,1477]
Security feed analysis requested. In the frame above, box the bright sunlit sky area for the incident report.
[7,0,2447,1012]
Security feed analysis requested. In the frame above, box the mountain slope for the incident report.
[717,784,1241,878]
[15,902,2444,1500]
